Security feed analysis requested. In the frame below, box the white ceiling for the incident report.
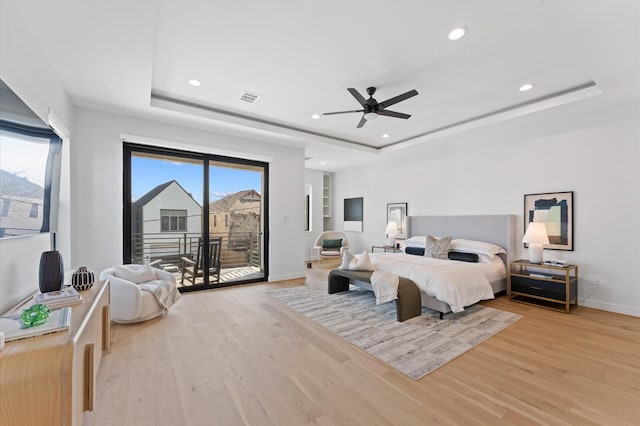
[10,0,640,171]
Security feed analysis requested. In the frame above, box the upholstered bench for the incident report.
[328,269,422,322]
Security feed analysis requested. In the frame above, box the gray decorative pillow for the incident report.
[424,235,451,259]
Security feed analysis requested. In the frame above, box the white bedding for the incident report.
[369,253,505,313]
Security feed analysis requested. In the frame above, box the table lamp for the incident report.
[385,221,399,247]
[522,222,549,264]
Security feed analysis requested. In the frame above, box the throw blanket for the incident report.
[138,279,181,314]
[370,269,399,305]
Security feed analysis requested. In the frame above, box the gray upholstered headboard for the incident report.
[406,215,516,264]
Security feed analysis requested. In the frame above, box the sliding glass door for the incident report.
[123,143,268,291]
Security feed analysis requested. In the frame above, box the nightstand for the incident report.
[508,259,578,313]
[371,245,400,253]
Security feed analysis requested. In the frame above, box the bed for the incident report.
[336,214,516,319]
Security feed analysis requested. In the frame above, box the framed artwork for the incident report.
[387,202,408,239]
[524,191,573,251]
[344,197,363,232]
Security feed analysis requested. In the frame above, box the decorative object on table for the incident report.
[522,222,549,264]
[20,304,50,328]
[387,202,408,238]
[35,286,82,309]
[524,191,573,251]
[0,306,71,342]
[71,266,95,291]
[39,250,65,293]
[344,197,363,232]
[385,221,399,247]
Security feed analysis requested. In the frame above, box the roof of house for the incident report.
[0,169,44,199]
[133,180,201,207]
[209,189,261,213]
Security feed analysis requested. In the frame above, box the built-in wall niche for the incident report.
[322,173,332,231]
[0,79,63,239]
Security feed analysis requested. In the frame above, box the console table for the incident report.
[0,280,111,425]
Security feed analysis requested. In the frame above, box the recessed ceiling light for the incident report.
[188,79,202,87]
[311,113,321,119]
[448,27,467,41]
[519,83,534,92]
[320,161,326,165]
[382,133,390,138]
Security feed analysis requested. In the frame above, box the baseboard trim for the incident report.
[580,298,640,317]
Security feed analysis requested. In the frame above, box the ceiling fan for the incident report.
[323,86,419,128]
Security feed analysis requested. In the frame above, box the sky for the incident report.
[0,131,49,186]
[131,156,262,205]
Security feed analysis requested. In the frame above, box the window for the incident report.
[29,203,38,218]
[213,214,217,227]
[0,80,63,239]
[224,214,228,228]
[0,200,9,217]
[160,209,187,232]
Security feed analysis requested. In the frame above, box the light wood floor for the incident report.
[87,263,640,425]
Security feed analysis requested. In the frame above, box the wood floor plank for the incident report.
[88,266,640,425]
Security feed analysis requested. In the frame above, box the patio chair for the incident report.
[181,237,222,285]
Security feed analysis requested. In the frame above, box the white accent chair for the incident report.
[99,264,178,324]
[314,231,350,263]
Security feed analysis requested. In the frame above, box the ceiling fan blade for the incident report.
[347,88,367,106]
[377,109,411,119]
[356,115,367,128]
[377,89,419,109]
[323,109,364,116]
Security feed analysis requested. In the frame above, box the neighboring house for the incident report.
[132,180,202,262]
[0,169,45,237]
[209,189,261,250]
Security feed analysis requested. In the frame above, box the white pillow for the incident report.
[348,251,374,271]
[450,239,506,257]
[404,236,427,248]
[340,250,354,269]
[113,263,157,284]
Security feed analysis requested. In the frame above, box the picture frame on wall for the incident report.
[524,191,573,251]
[387,202,408,239]
[344,197,363,232]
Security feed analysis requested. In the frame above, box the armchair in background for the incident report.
[314,231,350,263]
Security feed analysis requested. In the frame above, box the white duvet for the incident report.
[369,253,504,313]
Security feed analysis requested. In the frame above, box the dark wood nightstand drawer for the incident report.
[511,276,564,300]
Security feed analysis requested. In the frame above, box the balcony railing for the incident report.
[131,231,261,270]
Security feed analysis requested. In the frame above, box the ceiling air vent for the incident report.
[240,91,260,103]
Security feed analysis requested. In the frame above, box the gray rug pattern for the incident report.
[268,284,521,380]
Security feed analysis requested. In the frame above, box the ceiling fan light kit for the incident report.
[323,86,418,128]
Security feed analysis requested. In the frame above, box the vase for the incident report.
[39,250,64,293]
[71,266,94,291]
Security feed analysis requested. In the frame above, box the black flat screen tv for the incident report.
[0,79,62,239]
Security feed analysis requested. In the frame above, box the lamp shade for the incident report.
[522,222,550,245]
[385,221,399,236]
[522,222,549,263]
[385,221,399,247]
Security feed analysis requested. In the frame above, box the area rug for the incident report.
[268,284,521,380]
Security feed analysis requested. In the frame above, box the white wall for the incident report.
[332,101,640,316]
[0,0,74,313]
[72,108,306,282]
